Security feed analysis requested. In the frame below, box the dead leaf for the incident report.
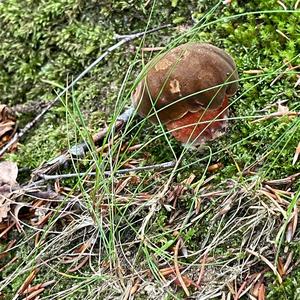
[0,161,18,186]
[0,161,19,223]
[0,198,11,223]
[207,163,224,173]
[277,103,290,114]
[0,105,16,150]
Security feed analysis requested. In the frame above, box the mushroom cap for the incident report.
[132,42,238,124]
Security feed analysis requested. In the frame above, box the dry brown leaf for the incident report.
[0,198,11,223]
[0,161,19,223]
[0,161,18,186]
[0,104,16,149]
[277,103,290,114]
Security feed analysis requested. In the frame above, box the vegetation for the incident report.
[1,0,300,299]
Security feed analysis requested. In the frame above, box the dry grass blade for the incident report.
[243,70,264,74]
[277,257,285,276]
[246,249,282,284]
[286,207,298,243]
[129,278,141,296]
[68,256,89,273]
[284,251,293,273]
[251,110,300,123]
[292,141,300,165]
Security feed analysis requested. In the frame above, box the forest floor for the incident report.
[1,0,300,299]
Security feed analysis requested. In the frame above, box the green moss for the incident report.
[1,0,300,298]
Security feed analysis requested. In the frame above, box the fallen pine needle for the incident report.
[174,238,190,296]
[18,268,39,295]
[197,254,207,286]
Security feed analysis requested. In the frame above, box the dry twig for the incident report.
[37,161,175,181]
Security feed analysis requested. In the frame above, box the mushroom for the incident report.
[132,42,239,145]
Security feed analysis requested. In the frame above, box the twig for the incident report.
[251,111,300,123]
[141,47,165,52]
[33,106,134,177]
[37,161,175,180]
[0,24,171,158]
[243,70,264,74]
[264,173,300,186]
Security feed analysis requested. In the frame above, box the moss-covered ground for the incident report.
[1,0,300,299]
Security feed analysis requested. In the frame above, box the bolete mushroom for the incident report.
[132,42,239,145]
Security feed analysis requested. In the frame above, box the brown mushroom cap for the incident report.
[132,42,239,124]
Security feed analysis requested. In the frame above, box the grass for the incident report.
[1,0,300,299]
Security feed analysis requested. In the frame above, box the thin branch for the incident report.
[0,24,171,158]
[37,161,175,181]
[32,107,134,177]
[264,172,300,186]
[250,111,300,123]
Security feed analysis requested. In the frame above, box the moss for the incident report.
[1,0,300,298]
